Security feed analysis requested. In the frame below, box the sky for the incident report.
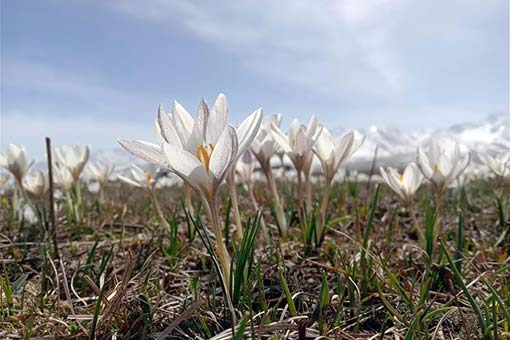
[1,0,509,157]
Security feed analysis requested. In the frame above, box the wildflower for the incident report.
[379,163,423,204]
[23,171,49,200]
[54,145,90,182]
[251,114,288,237]
[416,139,470,194]
[0,144,33,187]
[479,152,510,179]
[314,128,364,240]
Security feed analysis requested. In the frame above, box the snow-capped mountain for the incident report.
[341,112,509,171]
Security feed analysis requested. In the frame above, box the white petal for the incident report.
[206,93,228,144]
[271,124,292,153]
[172,100,194,142]
[196,97,210,138]
[349,131,365,157]
[333,131,355,169]
[306,116,318,138]
[417,146,433,179]
[236,108,263,157]
[118,139,168,168]
[314,129,335,163]
[162,143,211,193]
[158,106,182,147]
[209,125,238,183]
[118,175,142,188]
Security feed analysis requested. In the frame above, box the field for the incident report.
[1,170,509,339]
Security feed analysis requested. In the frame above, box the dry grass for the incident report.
[0,177,509,339]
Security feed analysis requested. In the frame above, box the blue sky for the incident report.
[1,0,508,157]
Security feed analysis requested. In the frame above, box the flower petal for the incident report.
[206,93,228,144]
[196,97,210,138]
[118,174,142,188]
[271,124,292,153]
[209,125,238,185]
[417,146,433,179]
[172,100,195,142]
[157,105,183,147]
[236,108,263,157]
[118,139,168,168]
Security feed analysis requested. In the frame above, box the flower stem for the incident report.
[149,188,171,233]
[305,171,313,214]
[183,182,195,216]
[99,184,105,204]
[205,194,232,292]
[247,182,270,245]
[318,178,332,241]
[200,196,236,334]
[264,165,287,238]
[183,182,195,237]
[408,201,424,247]
[227,170,243,241]
[296,168,304,213]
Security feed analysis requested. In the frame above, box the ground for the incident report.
[0,176,509,339]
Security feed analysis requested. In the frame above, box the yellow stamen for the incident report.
[197,144,215,174]
[145,171,152,182]
[433,163,439,173]
[399,175,404,182]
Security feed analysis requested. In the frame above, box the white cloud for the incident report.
[110,0,405,98]
[0,111,154,159]
[108,0,507,104]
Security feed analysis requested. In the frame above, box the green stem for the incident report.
[183,182,195,216]
[149,188,171,232]
[227,170,243,241]
[408,201,424,247]
[264,165,287,238]
[206,194,232,292]
[296,168,304,213]
[247,182,270,245]
[99,183,105,204]
[318,178,332,240]
[304,170,312,214]
[183,182,195,238]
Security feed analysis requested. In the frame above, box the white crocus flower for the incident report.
[314,128,364,242]
[271,116,322,179]
[155,94,262,240]
[479,152,510,179]
[119,93,252,293]
[0,144,34,187]
[236,150,271,244]
[271,116,322,213]
[88,162,116,201]
[164,125,238,293]
[54,165,74,192]
[154,94,262,162]
[118,164,172,234]
[236,150,255,189]
[379,163,424,245]
[416,139,470,193]
[54,145,90,182]
[250,114,289,237]
[314,129,365,183]
[251,114,282,172]
[89,162,116,184]
[162,125,239,203]
[23,171,49,200]
[123,93,262,240]
[380,163,423,204]
[118,165,158,191]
